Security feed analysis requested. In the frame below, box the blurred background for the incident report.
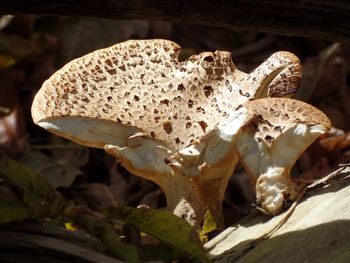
[1,15,349,226]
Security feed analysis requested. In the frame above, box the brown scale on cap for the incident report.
[32,39,301,151]
[245,98,331,145]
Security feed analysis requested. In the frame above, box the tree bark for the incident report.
[1,0,350,42]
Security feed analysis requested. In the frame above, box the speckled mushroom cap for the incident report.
[236,97,331,214]
[32,39,301,151]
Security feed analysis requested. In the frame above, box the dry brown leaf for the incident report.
[79,183,118,210]
[48,136,90,168]
[19,151,83,188]
[295,43,342,101]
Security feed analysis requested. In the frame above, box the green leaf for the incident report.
[0,186,29,223]
[200,209,220,241]
[103,206,209,261]
[0,157,69,218]
[141,243,181,262]
[77,216,141,263]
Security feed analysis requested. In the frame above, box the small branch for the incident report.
[1,0,350,42]
[0,223,123,263]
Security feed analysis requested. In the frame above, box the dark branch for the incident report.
[1,0,350,42]
[0,222,122,263]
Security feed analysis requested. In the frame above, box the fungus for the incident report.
[236,98,331,214]
[32,39,311,226]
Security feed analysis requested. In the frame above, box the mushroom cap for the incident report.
[236,97,331,214]
[32,39,300,151]
[242,97,330,147]
[32,39,236,150]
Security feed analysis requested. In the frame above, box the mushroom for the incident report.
[235,98,331,215]
[31,39,303,226]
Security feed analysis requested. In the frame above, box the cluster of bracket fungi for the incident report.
[31,39,331,227]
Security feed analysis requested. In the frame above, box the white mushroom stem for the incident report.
[106,141,232,226]
[255,167,296,215]
[105,142,208,225]
[105,129,243,226]
[165,106,251,223]
[160,171,207,224]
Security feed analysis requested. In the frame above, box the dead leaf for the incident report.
[37,17,149,65]
[19,151,83,188]
[79,183,118,210]
[295,43,342,101]
[48,136,90,168]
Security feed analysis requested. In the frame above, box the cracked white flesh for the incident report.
[237,123,328,214]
